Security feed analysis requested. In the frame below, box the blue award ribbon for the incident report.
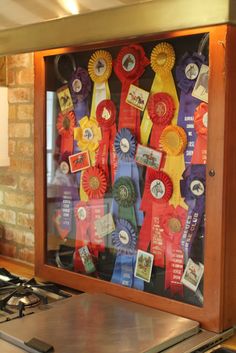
[113,128,144,225]
[111,218,144,290]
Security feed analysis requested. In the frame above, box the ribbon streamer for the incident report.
[96,99,118,184]
[191,102,208,164]
[88,50,112,117]
[176,52,207,164]
[114,44,149,141]
[113,128,144,225]
[180,164,206,264]
[140,42,178,145]
[111,218,144,290]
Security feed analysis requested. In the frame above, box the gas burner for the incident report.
[7,289,41,308]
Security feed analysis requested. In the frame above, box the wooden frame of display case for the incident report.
[34,24,236,333]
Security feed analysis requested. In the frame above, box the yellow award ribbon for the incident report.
[140,42,179,145]
[160,126,187,209]
[88,50,112,118]
[74,115,102,201]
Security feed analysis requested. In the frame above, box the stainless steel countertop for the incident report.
[0,293,199,353]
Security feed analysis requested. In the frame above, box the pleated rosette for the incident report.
[88,50,112,117]
[141,42,178,145]
[180,164,206,264]
[175,52,207,164]
[73,201,91,272]
[191,102,208,164]
[160,205,187,296]
[114,44,149,141]
[159,125,187,208]
[113,128,144,225]
[74,115,102,201]
[138,170,173,267]
[111,218,144,289]
[69,66,92,126]
[96,99,118,184]
[81,166,107,256]
[112,176,137,229]
[56,110,76,154]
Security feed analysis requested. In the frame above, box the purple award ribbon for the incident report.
[59,186,78,240]
[111,218,144,290]
[180,164,206,264]
[112,128,144,226]
[176,53,207,165]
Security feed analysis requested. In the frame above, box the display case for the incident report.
[34,23,236,333]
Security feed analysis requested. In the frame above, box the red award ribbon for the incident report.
[138,170,173,267]
[56,111,76,154]
[74,201,91,272]
[96,99,118,184]
[191,102,208,164]
[82,167,107,257]
[114,44,149,141]
[160,205,187,296]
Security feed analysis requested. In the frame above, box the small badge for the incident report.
[72,78,82,93]
[94,58,107,76]
[119,230,129,245]
[122,53,136,72]
[181,258,204,292]
[69,151,90,173]
[83,127,94,141]
[94,213,115,238]
[134,250,154,283]
[57,85,74,114]
[78,245,96,274]
[77,207,86,221]
[135,144,163,170]
[60,161,70,175]
[126,84,149,111]
[120,138,130,153]
[150,179,166,199]
[192,64,209,103]
[190,179,204,196]
[185,63,199,80]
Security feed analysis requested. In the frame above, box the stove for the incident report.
[0,268,72,324]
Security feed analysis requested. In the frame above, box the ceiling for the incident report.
[0,0,152,31]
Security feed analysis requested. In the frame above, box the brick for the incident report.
[0,223,5,239]
[10,158,33,174]
[8,87,31,103]
[16,67,34,85]
[9,123,31,138]
[7,54,32,69]
[18,247,35,263]
[8,104,17,121]
[0,174,17,188]
[19,176,34,192]
[24,231,34,247]
[17,212,34,230]
[7,69,16,86]
[0,241,17,258]
[16,141,34,157]
[17,104,34,121]
[0,208,16,224]
[4,192,34,210]
[9,139,16,155]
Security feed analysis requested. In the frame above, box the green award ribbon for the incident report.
[112,177,137,229]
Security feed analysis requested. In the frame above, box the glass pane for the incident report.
[45,32,208,307]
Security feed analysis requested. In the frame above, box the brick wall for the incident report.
[0,53,35,264]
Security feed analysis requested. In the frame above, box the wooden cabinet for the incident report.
[34,24,236,333]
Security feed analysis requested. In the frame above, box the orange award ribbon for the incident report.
[114,44,149,141]
[56,111,76,154]
[191,102,208,164]
[160,125,187,208]
[141,42,178,145]
[88,50,112,117]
